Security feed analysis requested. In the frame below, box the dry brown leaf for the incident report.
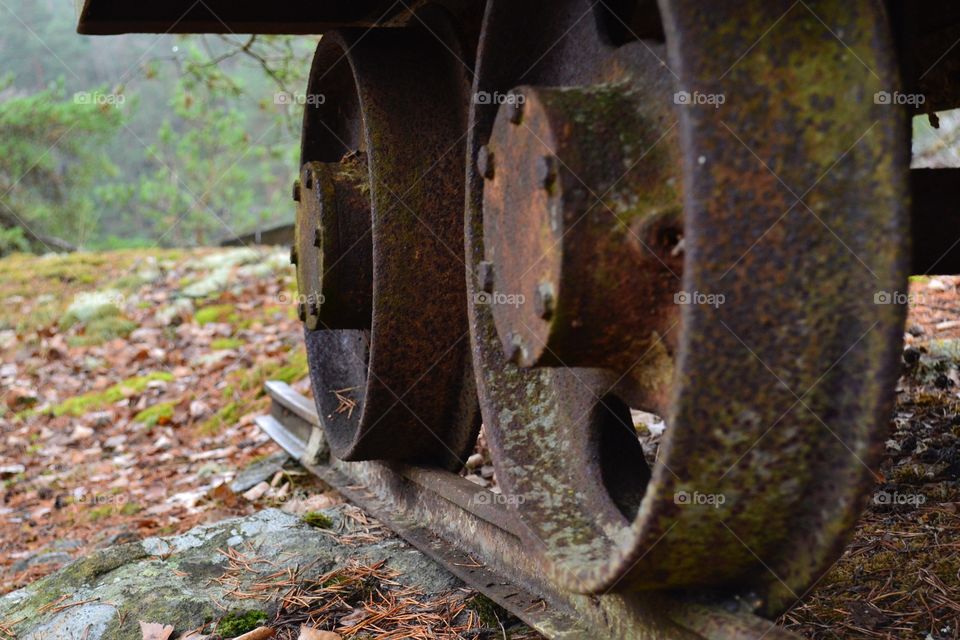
[298,626,341,640]
[139,620,174,640]
[234,627,275,640]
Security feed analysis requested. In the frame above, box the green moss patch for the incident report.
[67,314,138,347]
[194,304,236,326]
[216,610,267,637]
[51,372,174,417]
[302,511,333,529]
[211,337,244,350]
[133,402,175,427]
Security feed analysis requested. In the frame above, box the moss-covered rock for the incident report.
[0,507,462,640]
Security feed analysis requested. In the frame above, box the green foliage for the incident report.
[0,1,317,250]
[0,76,123,252]
[0,227,28,254]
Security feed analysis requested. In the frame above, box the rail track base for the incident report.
[256,380,800,640]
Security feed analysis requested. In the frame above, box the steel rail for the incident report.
[257,380,801,640]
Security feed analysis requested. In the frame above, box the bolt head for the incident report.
[534,282,555,321]
[292,179,301,202]
[537,155,559,189]
[477,146,495,180]
[505,333,524,365]
[508,99,524,125]
[477,261,495,294]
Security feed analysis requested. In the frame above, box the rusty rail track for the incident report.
[258,380,799,640]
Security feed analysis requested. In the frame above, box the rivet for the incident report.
[505,333,524,365]
[477,146,495,180]
[537,155,559,189]
[477,261,495,294]
[508,99,524,125]
[534,282,555,321]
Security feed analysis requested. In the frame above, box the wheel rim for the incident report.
[298,28,479,467]
[466,0,909,609]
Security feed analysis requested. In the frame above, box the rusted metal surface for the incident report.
[75,0,407,35]
[465,0,909,617]
[294,156,372,330]
[260,381,801,640]
[481,83,682,383]
[297,28,479,467]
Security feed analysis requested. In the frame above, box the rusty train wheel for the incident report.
[466,0,909,613]
[295,27,479,467]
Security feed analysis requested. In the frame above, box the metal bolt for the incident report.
[508,99,524,125]
[537,155,559,189]
[292,179,301,202]
[477,261,495,294]
[477,146,495,180]
[534,281,555,321]
[313,227,322,249]
[297,301,307,322]
[505,333,524,365]
[290,246,298,266]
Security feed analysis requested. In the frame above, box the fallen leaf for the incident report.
[234,627,275,640]
[298,626,341,640]
[139,620,174,640]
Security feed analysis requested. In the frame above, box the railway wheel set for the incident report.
[77,1,960,637]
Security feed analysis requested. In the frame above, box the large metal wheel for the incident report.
[466,0,909,614]
[296,26,479,467]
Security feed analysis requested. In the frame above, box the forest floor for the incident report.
[0,249,958,639]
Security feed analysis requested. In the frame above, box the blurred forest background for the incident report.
[0,0,316,254]
[1,0,958,257]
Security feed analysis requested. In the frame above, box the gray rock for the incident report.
[12,551,74,572]
[229,452,292,494]
[0,507,462,640]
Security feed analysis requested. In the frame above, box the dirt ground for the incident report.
[1,251,958,638]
